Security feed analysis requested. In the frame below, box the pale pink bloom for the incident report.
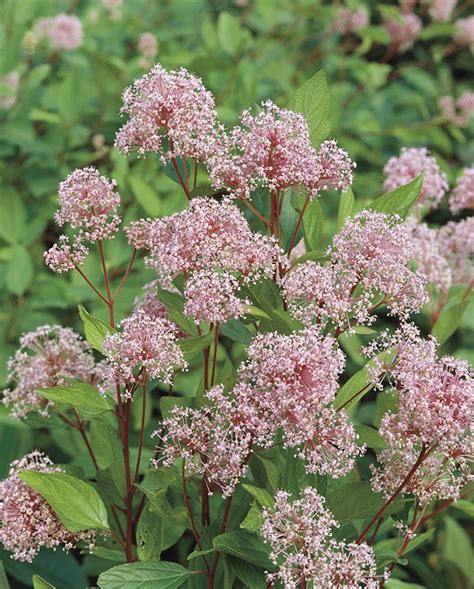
[44,234,89,273]
[288,238,306,263]
[0,451,95,562]
[383,147,448,210]
[101,310,186,398]
[384,11,422,52]
[208,100,354,199]
[34,14,83,51]
[102,0,122,20]
[425,0,456,22]
[439,91,474,126]
[0,71,19,109]
[138,32,158,60]
[284,211,428,328]
[334,7,369,33]
[449,165,474,213]
[437,217,474,285]
[115,64,218,161]
[2,325,97,419]
[126,197,279,283]
[183,270,248,324]
[54,167,121,242]
[261,488,381,589]
[455,16,474,51]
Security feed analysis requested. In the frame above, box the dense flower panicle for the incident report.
[126,197,279,283]
[115,64,218,161]
[455,16,474,50]
[55,167,121,242]
[34,14,83,50]
[383,147,448,210]
[138,32,158,60]
[261,488,380,589]
[101,310,186,397]
[368,324,474,503]
[153,386,252,496]
[0,451,95,562]
[407,220,452,294]
[284,211,428,328]
[2,325,97,419]
[208,100,354,199]
[133,282,170,321]
[0,71,19,109]
[439,91,474,126]
[425,0,456,21]
[44,234,89,273]
[384,12,422,52]
[449,166,474,213]
[183,270,248,324]
[437,217,474,285]
[334,7,369,33]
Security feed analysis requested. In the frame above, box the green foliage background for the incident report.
[0,1,473,588]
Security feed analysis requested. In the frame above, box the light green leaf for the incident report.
[217,12,243,56]
[6,246,33,295]
[432,295,469,346]
[19,471,109,532]
[37,382,112,418]
[32,575,56,589]
[369,176,422,219]
[288,70,330,146]
[241,483,274,508]
[355,425,388,450]
[0,189,27,244]
[129,176,161,217]
[78,305,114,353]
[302,198,324,251]
[244,305,271,321]
[442,516,473,581]
[240,502,264,533]
[97,562,190,589]
[452,499,474,518]
[213,531,274,569]
[337,187,356,230]
[157,287,198,336]
[178,331,214,360]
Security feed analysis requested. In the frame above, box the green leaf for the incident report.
[386,580,425,589]
[442,516,472,581]
[432,294,469,346]
[327,482,404,523]
[136,504,163,562]
[129,176,161,217]
[0,188,27,244]
[32,575,56,589]
[369,176,422,219]
[6,246,33,295]
[19,471,109,532]
[355,425,388,450]
[241,484,274,508]
[213,531,274,569]
[229,557,266,589]
[159,396,193,418]
[244,305,271,321]
[217,12,243,56]
[220,320,253,344]
[97,562,190,589]
[337,187,356,230]
[157,287,197,336]
[452,499,474,518]
[178,331,214,360]
[78,305,114,353]
[37,382,112,418]
[255,455,280,491]
[0,562,9,589]
[302,198,324,251]
[287,70,331,146]
[240,501,264,533]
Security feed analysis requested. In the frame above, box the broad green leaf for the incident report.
[97,561,190,589]
[78,305,114,353]
[369,176,422,219]
[432,295,469,346]
[212,531,274,569]
[386,581,425,589]
[0,562,9,589]
[217,12,243,56]
[159,396,193,418]
[32,576,55,589]
[291,250,329,266]
[302,199,324,252]
[137,504,163,562]
[255,455,280,491]
[452,499,474,518]
[37,382,112,418]
[129,176,161,217]
[287,70,330,146]
[19,471,109,532]
[241,484,274,508]
[327,482,404,523]
[244,305,271,321]
[6,246,33,295]
[0,188,27,244]
[355,425,388,450]
[240,501,264,533]
[442,516,472,581]
[157,287,197,335]
[229,557,266,589]
[178,331,214,360]
[337,187,355,230]
[220,320,253,344]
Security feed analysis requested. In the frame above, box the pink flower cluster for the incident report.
[439,92,474,127]
[383,11,422,53]
[261,487,381,589]
[138,32,158,62]
[127,197,279,324]
[455,16,474,51]
[383,147,448,210]
[0,71,19,110]
[34,14,83,51]
[101,310,186,398]
[368,324,474,503]
[438,217,474,286]
[425,0,456,22]
[284,211,428,329]
[44,167,121,273]
[334,7,369,34]
[449,165,474,213]
[0,451,95,561]
[115,64,218,161]
[208,100,354,199]
[2,325,97,419]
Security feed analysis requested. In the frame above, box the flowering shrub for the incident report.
[0,2,473,589]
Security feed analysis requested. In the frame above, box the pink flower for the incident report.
[0,451,95,562]
[383,147,448,210]
[2,325,97,419]
[115,64,218,161]
[0,71,19,110]
[437,217,474,285]
[455,16,474,51]
[449,165,474,213]
[334,7,369,33]
[44,234,89,273]
[284,211,428,328]
[384,12,422,52]
[261,487,381,589]
[439,91,474,126]
[34,14,83,51]
[426,0,456,22]
[138,32,158,60]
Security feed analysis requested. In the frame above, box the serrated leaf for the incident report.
[97,562,190,589]
[78,305,114,353]
[19,471,109,532]
[37,382,112,418]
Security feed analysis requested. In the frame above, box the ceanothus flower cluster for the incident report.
[383,147,448,210]
[0,451,95,562]
[261,487,382,589]
[284,211,428,329]
[449,165,474,213]
[383,11,422,53]
[334,7,369,34]
[439,92,474,127]
[2,325,98,419]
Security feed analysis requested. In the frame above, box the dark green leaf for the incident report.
[327,482,404,523]
[37,382,112,418]
[212,531,274,570]
[97,562,190,589]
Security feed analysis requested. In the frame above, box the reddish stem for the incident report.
[287,193,310,258]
